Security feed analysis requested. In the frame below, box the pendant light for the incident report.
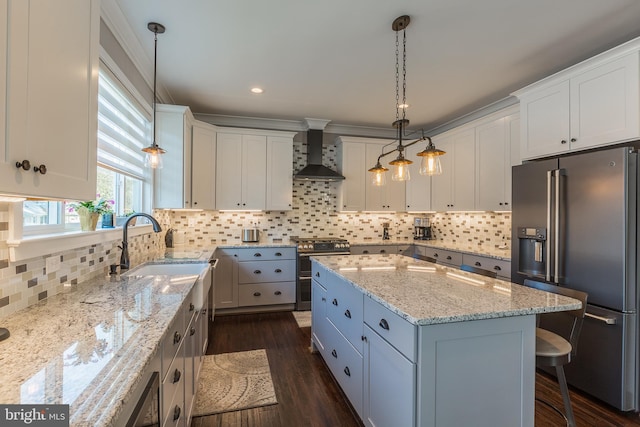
[142,22,166,169]
[367,15,445,185]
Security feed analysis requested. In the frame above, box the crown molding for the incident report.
[100,0,173,103]
[425,96,519,136]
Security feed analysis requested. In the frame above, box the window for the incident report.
[23,63,151,235]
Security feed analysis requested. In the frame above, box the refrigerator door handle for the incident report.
[554,169,563,283]
[585,312,618,325]
[546,170,553,282]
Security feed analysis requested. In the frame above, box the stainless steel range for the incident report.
[292,237,350,310]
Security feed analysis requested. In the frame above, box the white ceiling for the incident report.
[113,0,640,132]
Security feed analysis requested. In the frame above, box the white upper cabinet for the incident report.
[404,143,432,211]
[475,111,520,211]
[216,128,294,211]
[0,0,99,200]
[266,136,294,211]
[191,120,217,210]
[431,129,475,212]
[516,47,640,161]
[337,139,366,212]
[153,105,194,209]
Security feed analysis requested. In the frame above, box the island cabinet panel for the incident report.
[417,315,535,427]
[311,279,329,355]
[363,325,416,427]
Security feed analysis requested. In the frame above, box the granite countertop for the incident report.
[312,254,580,326]
[349,239,511,260]
[0,260,210,427]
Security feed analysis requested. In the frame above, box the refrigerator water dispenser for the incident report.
[517,227,547,277]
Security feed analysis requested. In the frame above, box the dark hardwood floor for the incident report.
[191,311,640,427]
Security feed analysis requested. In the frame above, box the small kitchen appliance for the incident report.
[241,228,260,242]
[413,217,432,240]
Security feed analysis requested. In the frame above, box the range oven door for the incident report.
[297,252,349,311]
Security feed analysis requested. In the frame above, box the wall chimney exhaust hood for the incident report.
[294,118,345,181]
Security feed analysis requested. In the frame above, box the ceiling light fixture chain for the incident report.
[367,15,446,186]
[142,22,167,169]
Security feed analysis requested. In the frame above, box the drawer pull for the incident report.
[344,366,351,377]
[275,252,282,256]
[189,302,195,312]
[274,291,282,296]
[275,268,282,273]
[253,292,261,297]
[344,309,351,319]
[379,318,390,330]
[331,349,337,358]
[190,327,196,336]
[475,261,482,267]
[254,253,262,257]
[254,270,262,274]
[380,249,386,253]
[321,297,326,302]
[332,298,338,306]
[446,256,452,260]
[173,405,181,421]
[315,272,320,277]
[363,250,369,254]
[493,265,501,271]
[173,368,181,383]
[361,335,367,342]
[173,331,181,344]
[433,253,439,258]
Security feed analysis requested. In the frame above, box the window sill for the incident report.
[7,225,155,262]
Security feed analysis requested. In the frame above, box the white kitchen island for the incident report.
[310,254,581,427]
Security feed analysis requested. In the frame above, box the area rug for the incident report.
[292,310,312,328]
[192,349,277,416]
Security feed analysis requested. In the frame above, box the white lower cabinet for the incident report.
[363,324,416,427]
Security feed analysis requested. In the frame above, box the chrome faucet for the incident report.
[117,213,162,271]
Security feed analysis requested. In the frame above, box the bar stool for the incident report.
[523,279,588,427]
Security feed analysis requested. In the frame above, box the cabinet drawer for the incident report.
[427,248,463,267]
[325,321,364,418]
[235,247,295,261]
[462,254,511,279]
[350,245,395,255]
[327,281,364,354]
[238,282,296,306]
[238,259,296,283]
[364,297,417,362]
[312,263,342,292]
[162,340,184,426]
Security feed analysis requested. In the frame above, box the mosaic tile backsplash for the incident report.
[0,137,511,319]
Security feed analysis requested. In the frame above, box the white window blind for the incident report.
[97,66,151,179]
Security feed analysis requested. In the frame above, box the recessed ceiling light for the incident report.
[251,87,264,94]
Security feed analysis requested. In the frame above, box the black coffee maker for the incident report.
[413,217,432,240]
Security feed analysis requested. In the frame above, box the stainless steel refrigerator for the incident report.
[511,146,638,411]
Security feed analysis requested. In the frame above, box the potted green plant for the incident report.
[68,195,114,231]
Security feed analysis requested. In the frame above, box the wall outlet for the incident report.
[188,218,196,228]
[46,256,61,273]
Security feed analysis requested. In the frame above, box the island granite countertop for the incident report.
[0,258,210,427]
[311,254,580,326]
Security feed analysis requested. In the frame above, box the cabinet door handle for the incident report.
[315,272,320,277]
[173,405,181,421]
[571,138,577,142]
[331,349,337,358]
[561,139,567,144]
[275,252,282,256]
[475,261,482,267]
[446,256,452,260]
[275,268,282,273]
[363,250,369,254]
[379,318,390,330]
[189,302,195,312]
[253,292,261,297]
[254,270,262,274]
[15,160,30,170]
[361,335,367,342]
[332,298,338,306]
[493,265,501,271]
[274,291,282,296]
[344,309,351,319]
[33,164,47,175]
[433,253,439,258]
[190,327,196,336]
[173,331,181,344]
[321,297,326,302]
[254,253,262,257]
[344,366,351,377]
[173,368,181,383]
[380,249,386,254]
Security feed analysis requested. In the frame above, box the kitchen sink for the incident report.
[124,263,208,277]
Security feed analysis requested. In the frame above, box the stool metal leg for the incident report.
[556,365,576,427]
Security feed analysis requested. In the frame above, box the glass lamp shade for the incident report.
[389,157,412,181]
[142,145,166,169]
[419,154,442,176]
[368,163,389,186]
